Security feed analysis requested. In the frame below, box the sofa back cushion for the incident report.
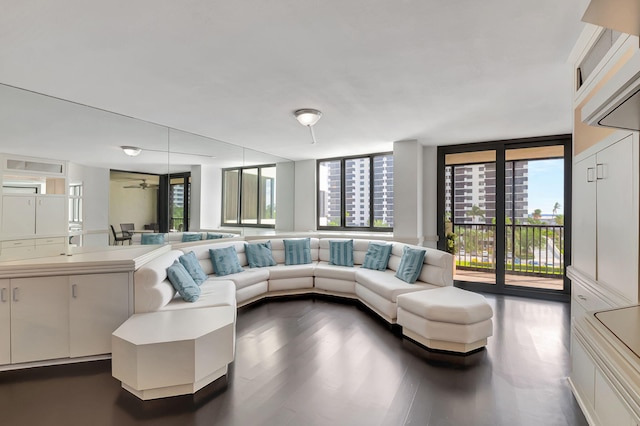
[387,243,453,287]
[133,250,183,313]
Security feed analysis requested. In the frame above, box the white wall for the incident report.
[293,160,316,232]
[422,145,438,248]
[393,140,424,245]
[190,165,221,230]
[68,163,110,247]
[276,161,295,232]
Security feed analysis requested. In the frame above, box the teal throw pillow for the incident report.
[182,233,203,242]
[245,241,276,268]
[362,243,393,271]
[209,246,243,276]
[395,246,426,283]
[207,233,224,240]
[329,240,354,267]
[166,260,201,302]
[284,238,312,265]
[141,233,166,245]
[179,251,208,285]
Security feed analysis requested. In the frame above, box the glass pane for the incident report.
[170,180,185,231]
[318,160,341,227]
[446,159,497,285]
[505,155,564,290]
[260,166,276,225]
[241,168,258,224]
[345,157,370,227]
[373,154,393,228]
[223,170,239,224]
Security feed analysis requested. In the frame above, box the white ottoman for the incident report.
[396,287,493,354]
[112,306,235,400]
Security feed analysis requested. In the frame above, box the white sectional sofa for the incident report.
[133,237,453,322]
[130,231,239,245]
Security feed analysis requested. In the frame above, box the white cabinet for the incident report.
[0,279,9,365]
[572,133,638,302]
[35,197,67,235]
[572,155,597,279]
[10,276,69,364]
[595,368,635,426]
[1,196,35,237]
[69,273,130,357]
[571,335,596,411]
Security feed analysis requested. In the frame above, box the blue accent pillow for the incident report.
[209,246,243,276]
[395,246,427,283]
[207,233,224,240]
[329,240,354,267]
[362,243,393,271]
[141,233,166,245]
[245,241,276,268]
[166,260,201,302]
[182,233,203,242]
[179,251,208,285]
[284,238,312,265]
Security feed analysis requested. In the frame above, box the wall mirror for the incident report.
[0,83,291,261]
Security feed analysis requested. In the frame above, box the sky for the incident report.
[527,159,564,215]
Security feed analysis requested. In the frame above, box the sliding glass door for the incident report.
[438,136,571,299]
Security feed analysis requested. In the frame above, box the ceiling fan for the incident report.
[123,179,159,190]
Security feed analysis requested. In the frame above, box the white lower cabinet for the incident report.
[0,279,10,365]
[69,273,129,357]
[595,369,635,426]
[0,272,131,366]
[571,335,595,410]
[10,276,70,364]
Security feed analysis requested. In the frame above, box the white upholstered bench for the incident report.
[396,287,493,354]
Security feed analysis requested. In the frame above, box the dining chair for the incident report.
[111,225,132,245]
[120,223,135,238]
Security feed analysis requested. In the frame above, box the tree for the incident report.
[554,214,564,225]
[552,202,561,218]
[533,209,542,220]
[466,205,485,223]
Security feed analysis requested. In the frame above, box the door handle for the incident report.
[586,167,595,183]
[596,163,604,180]
[1,288,6,303]
[12,288,18,302]
[72,284,77,298]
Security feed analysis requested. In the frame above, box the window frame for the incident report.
[316,152,393,232]
[221,164,276,228]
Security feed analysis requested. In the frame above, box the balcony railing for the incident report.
[452,223,564,277]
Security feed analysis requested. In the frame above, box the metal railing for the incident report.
[452,223,564,277]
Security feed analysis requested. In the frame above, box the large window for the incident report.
[317,153,393,231]
[223,164,276,227]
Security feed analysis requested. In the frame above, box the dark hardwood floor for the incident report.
[0,293,587,426]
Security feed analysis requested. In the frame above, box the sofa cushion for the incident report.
[245,241,277,268]
[395,246,426,283]
[141,233,166,245]
[329,239,354,267]
[182,232,203,242]
[166,260,201,302]
[266,263,316,280]
[362,242,393,271]
[356,268,436,302]
[161,280,236,311]
[315,262,357,281]
[179,251,208,285]
[210,246,243,276]
[284,238,312,265]
[208,268,270,290]
[397,287,493,324]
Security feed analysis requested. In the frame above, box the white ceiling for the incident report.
[0,1,588,166]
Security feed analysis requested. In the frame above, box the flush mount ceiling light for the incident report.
[121,146,142,157]
[294,108,322,144]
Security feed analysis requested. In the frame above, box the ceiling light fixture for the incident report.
[121,146,142,157]
[294,109,322,144]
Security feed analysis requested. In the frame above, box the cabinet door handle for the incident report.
[12,288,18,302]
[596,163,604,180]
[586,167,595,183]
[1,288,6,303]
[577,294,587,301]
[72,284,77,298]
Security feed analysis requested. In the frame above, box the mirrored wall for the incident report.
[0,83,291,261]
